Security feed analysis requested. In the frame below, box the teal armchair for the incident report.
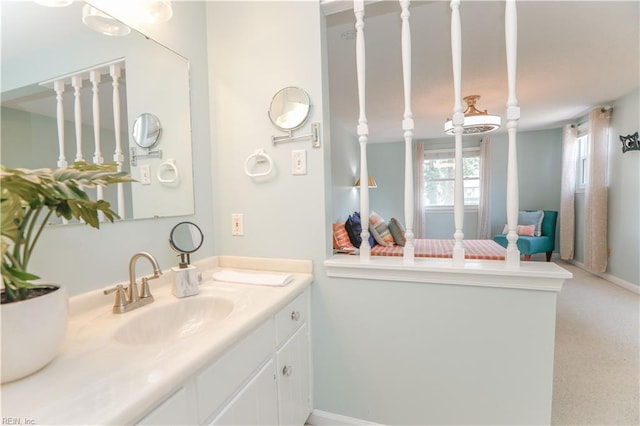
[493,210,558,261]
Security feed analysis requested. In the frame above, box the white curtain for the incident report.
[413,142,425,238]
[584,107,611,273]
[477,137,491,239]
[559,124,577,260]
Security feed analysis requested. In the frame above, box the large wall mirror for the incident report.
[1,1,194,222]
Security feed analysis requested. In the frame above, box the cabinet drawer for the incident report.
[275,290,309,347]
[196,319,274,423]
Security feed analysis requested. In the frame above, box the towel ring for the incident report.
[244,149,273,177]
[157,159,179,183]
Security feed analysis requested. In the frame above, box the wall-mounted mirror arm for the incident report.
[130,147,163,166]
[272,122,320,148]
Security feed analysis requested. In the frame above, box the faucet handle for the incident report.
[104,284,128,311]
[139,277,154,300]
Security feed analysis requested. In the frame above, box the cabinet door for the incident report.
[209,359,278,426]
[276,323,311,426]
[137,386,191,425]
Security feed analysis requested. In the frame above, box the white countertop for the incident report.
[1,256,313,425]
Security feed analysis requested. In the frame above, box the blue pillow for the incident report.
[518,210,545,237]
[344,212,376,248]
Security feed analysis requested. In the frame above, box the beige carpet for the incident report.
[552,262,640,425]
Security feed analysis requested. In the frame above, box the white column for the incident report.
[400,0,415,264]
[505,0,520,267]
[110,63,126,218]
[53,80,67,168]
[354,0,371,261]
[71,75,84,162]
[90,70,105,221]
[90,70,104,165]
[450,0,465,265]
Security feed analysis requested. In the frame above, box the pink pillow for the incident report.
[502,224,536,236]
[333,223,355,249]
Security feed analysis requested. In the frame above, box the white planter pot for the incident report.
[1,286,68,384]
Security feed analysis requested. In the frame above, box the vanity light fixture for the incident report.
[139,0,173,24]
[82,4,131,37]
[444,95,501,135]
[354,176,378,188]
[35,0,74,6]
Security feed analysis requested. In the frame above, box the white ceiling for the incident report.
[325,1,640,143]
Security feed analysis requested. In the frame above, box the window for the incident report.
[576,123,589,192]
[423,148,480,209]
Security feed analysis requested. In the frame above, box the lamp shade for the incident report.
[354,176,378,188]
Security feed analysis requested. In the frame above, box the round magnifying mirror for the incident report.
[268,86,311,132]
[169,221,204,267]
[132,113,162,149]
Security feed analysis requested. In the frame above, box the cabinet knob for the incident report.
[290,311,301,321]
[282,365,293,377]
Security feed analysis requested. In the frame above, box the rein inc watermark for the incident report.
[2,418,35,425]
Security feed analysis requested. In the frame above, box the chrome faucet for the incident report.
[104,252,162,314]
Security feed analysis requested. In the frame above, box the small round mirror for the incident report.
[132,113,162,149]
[169,222,203,267]
[268,87,310,132]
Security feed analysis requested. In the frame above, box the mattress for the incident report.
[370,239,506,260]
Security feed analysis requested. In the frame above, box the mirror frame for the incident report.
[268,86,311,132]
[132,113,162,149]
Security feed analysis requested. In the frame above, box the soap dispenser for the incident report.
[169,221,204,298]
[172,255,199,298]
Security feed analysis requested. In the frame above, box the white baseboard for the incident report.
[306,409,384,426]
[566,260,639,294]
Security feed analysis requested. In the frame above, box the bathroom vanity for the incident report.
[0,256,313,425]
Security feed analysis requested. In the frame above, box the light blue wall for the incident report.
[205,1,329,262]
[606,89,639,287]
[366,128,564,242]
[10,2,214,295]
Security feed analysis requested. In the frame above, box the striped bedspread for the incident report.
[370,239,506,261]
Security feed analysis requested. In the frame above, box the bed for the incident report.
[334,214,506,261]
[370,239,506,260]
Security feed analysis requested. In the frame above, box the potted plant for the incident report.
[1,162,132,383]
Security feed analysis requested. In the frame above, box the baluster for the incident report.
[354,0,370,261]
[400,0,415,263]
[450,0,465,265]
[90,69,105,221]
[71,75,84,162]
[110,63,126,218]
[53,80,67,168]
[505,0,520,267]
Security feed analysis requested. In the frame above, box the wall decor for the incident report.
[619,131,639,153]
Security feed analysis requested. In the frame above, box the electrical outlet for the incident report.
[292,149,306,175]
[231,213,244,236]
[140,164,151,185]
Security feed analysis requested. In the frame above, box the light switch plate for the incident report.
[140,164,151,185]
[231,213,244,236]
[292,150,306,175]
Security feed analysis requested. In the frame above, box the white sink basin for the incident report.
[114,296,234,345]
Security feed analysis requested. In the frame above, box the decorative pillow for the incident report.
[518,210,545,236]
[344,212,376,249]
[502,224,536,236]
[332,223,354,250]
[388,217,406,246]
[369,211,395,246]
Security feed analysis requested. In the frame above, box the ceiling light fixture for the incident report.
[82,4,131,37]
[444,95,501,135]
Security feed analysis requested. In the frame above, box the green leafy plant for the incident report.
[1,162,133,303]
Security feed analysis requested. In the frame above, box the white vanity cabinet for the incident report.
[136,287,311,426]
